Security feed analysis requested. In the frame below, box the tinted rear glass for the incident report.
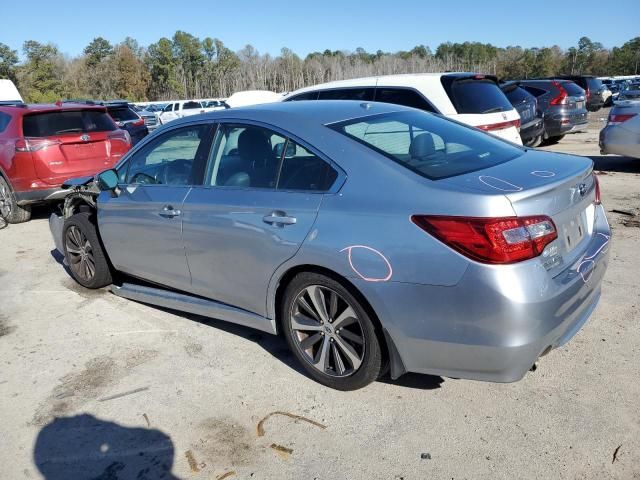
[318,88,374,101]
[375,88,436,112]
[183,101,202,109]
[23,110,116,137]
[503,86,533,105]
[329,111,522,180]
[107,107,138,121]
[521,85,547,97]
[442,77,513,114]
[563,82,585,96]
[286,91,319,101]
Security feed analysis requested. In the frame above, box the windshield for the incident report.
[328,111,523,180]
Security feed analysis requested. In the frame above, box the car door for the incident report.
[181,122,340,317]
[98,122,215,291]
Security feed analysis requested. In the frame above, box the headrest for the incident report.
[409,133,436,159]
[238,128,271,162]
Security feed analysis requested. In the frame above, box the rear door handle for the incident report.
[263,211,297,226]
[158,205,181,218]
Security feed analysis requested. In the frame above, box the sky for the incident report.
[1,0,638,58]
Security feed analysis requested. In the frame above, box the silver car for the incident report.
[600,101,640,159]
[50,101,610,390]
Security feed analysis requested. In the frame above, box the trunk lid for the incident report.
[440,149,597,270]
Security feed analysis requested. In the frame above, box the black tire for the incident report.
[281,272,383,390]
[543,134,565,145]
[63,212,112,289]
[524,135,542,148]
[0,175,32,224]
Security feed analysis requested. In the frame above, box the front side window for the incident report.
[163,104,173,112]
[329,111,522,180]
[205,124,286,188]
[125,124,212,185]
[277,140,338,191]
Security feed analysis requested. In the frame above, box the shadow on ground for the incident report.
[34,413,181,480]
[590,155,640,174]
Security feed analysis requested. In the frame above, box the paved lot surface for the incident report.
[1,109,639,479]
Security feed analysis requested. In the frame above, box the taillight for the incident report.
[608,113,636,125]
[108,129,131,146]
[15,138,61,152]
[412,215,557,264]
[550,81,568,105]
[593,174,601,205]
[132,118,144,127]
[476,118,521,132]
[586,87,591,99]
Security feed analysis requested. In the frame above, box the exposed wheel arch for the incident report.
[272,264,404,378]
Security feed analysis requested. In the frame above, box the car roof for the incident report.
[169,100,408,128]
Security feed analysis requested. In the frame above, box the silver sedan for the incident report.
[50,101,610,390]
[600,101,640,158]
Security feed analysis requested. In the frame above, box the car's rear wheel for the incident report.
[63,212,112,289]
[281,272,383,390]
[524,135,542,148]
[543,134,565,145]
[0,176,32,224]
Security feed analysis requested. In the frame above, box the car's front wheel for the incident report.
[281,272,383,390]
[63,212,112,289]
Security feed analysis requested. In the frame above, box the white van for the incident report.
[283,73,523,144]
[158,100,206,124]
[0,79,24,103]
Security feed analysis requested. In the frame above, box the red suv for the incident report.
[0,102,131,223]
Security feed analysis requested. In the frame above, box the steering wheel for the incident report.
[130,172,159,185]
[161,159,192,185]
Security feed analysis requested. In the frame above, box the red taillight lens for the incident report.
[132,118,144,127]
[412,215,557,264]
[476,118,521,132]
[550,81,568,105]
[608,113,636,125]
[15,138,61,152]
[107,129,131,146]
[593,174,601,205]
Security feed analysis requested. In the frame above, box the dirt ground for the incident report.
[1,109,639,479]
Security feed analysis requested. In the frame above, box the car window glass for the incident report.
[318,88,374,101]
[442,77,513,114]
[331,111,522,180]
[174,103,179,110]
[125,124,211,186]
[108,107,138,122]
[286,91,319,101]
[0,112,11,133]
[22,110,116,137]
[522,86,546,97]
[183,101,201,110]
[277,140,338,191]
[205,124,285,189]
[375,88,436,112]
[162,104,172,112]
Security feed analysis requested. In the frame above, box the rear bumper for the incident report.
[599,125,640,159]
[520,117,545,142]
[14,187,69,206]
[546,119,588,137]
[357,204,611,382]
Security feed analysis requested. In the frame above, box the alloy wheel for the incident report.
[0,181,12,218]
[65,226,96,281]
[290,285,365,377]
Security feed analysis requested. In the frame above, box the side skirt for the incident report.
[111,282,276,334]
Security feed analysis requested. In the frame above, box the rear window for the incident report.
[329,110,522,180]
[107,107,138,122]
[562,82,585,96]
[22,110,116,137]
[586,78,603,91]
[442,76,513,114]
[502,85,533,105]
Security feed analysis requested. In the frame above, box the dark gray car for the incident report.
[520,80,588,144]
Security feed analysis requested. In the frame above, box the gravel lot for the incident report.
[1,108,639,480]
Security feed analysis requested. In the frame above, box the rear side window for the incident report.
[277,140,338,191]
[0,112,11,133]
[562,82,585,96]
[285,91,319,101]
[23,110,116,137]
[183,101,201,110]
[375,88,436,112]
[442,76,513,114]
[521,85,547,97]
[329,110,522,180]
[108,107,138,122]
[318,88,374,101]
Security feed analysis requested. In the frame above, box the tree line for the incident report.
[1,33,639,103]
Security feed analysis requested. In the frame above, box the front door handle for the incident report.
[158,205,181,218]
[263,211,297,226]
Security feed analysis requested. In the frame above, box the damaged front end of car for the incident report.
[49,175,101,256]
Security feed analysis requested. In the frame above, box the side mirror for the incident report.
[274,142,297,158]
[97,169,119,191]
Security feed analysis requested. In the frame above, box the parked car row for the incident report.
[157,99,228,125]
